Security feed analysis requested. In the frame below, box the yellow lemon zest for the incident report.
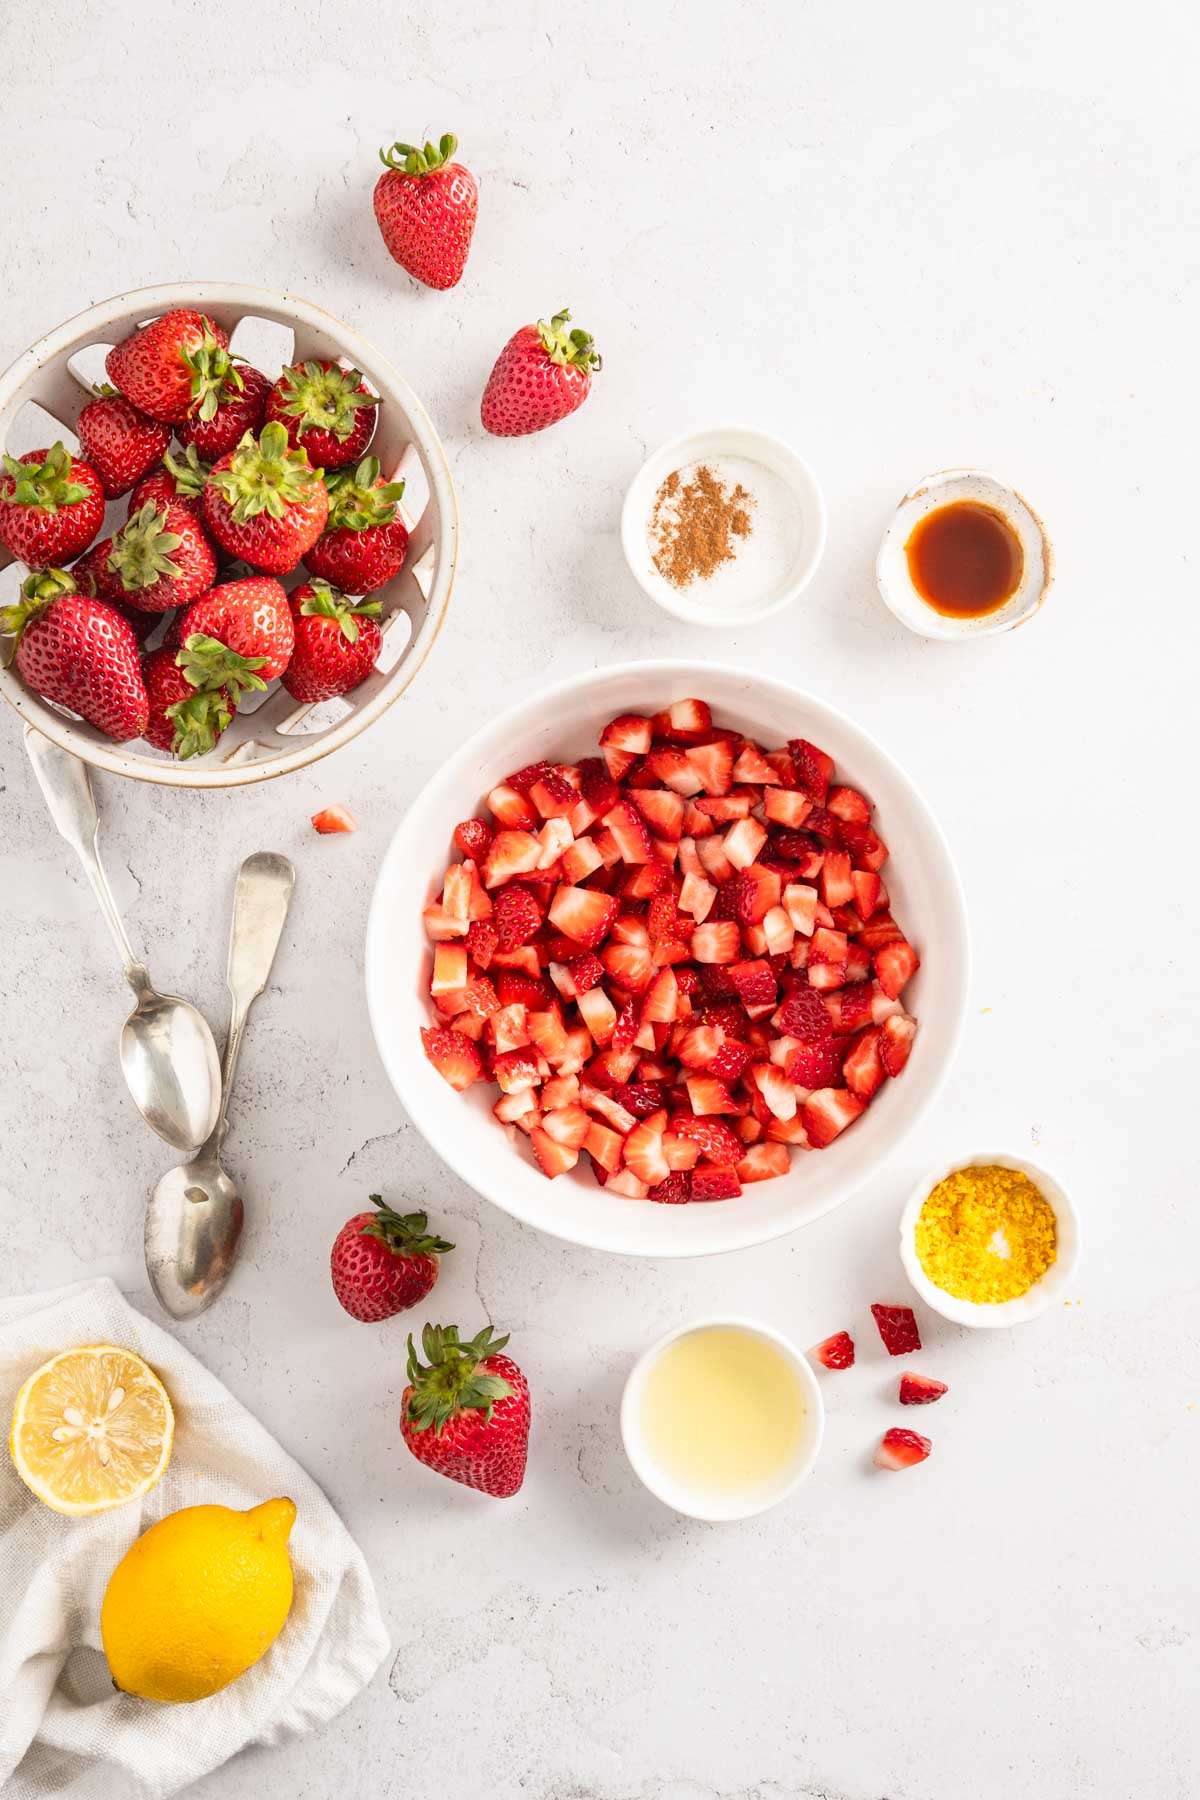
[916,1165,1057,1303]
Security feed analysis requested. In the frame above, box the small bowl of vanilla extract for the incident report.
[875,469,1053,641]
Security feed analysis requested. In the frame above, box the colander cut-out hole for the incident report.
[66,344,112,396]
[394,444,430,525]
[233,679,277,717]
[6,398,81,460]
[228,315,295,380]
[279,695,356,736]
[375,608,414,673]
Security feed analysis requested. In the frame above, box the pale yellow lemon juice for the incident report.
[633,1323,812,1512]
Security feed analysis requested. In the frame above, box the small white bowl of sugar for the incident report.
[620,426,827,627]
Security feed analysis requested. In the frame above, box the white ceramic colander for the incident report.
[0,282,457,787]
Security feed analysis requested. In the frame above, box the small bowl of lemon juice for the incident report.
[620,1317,824,1521]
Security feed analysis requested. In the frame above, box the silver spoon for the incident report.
[145,850,294,1320]
[24,727,222,1153]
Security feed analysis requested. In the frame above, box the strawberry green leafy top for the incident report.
[404,1323,514,1435]
[272,362,378,444]
[378,133,460,175]
[1,566,79,640]
[324,456,406,532]
[209,422,323,522]
[537,309,602,373]
[299,579,382,644]
[0,442,91,512]
[106,503,184,591]
[361,1196,454,1256]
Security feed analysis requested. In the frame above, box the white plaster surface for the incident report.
[0,3,1196,1796]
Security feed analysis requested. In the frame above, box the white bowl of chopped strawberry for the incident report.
[367,662,969,1257]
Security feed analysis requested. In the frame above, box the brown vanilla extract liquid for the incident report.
[904,501,1023,619]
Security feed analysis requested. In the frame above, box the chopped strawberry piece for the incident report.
[880,1011,917,1077]
[785,1038,843,1089]
[691,920,740,964]
[601,940,655,992]
[824,982,873,1034]
[482,829,542,888]
[540,1103,590,1150]
[605,800,654,864]
[841,1026,885,1100]
[801,1086,867,1147]
[600,713,653,755]
[645,745,705,793]
[653,697,712,741]
[851,869,884,919]
[777,988,832,1042]
[690,1165,742,1200]
[505,760,553,794]
[564,952,604,995]
[827,784,871,823]
[708,1038,752,1083]
[623,1107,670,1185]
[735,1141,790,1182]
[669,1113,742,1166]
[605,1168,650,1198]
[576,986,618,1044]
[685,739,734,795]
[464,919,498,968]
[530,1127,579,1178]
[679,871,716,922]
[820,849,854,909]
[431,943,468,995]
[649,1171,691,1204]
[632,787,685,841]
[838,820,888,871]
[610,999,640,1054]
[420,1026,483,1091]
[312,805,357,834]
[494,969,552,1009]
[488,783,537,829]
[871,1304,922,1356]
[752,1062,797,1120]
[583,1119,623,1172]
[686,1073,738,1115]
[874,1427,931,1471]
[453,817,493,860]
[728,959,776,1008]
[787,738,834,800]
[875,939,920,999]
[612,1080,669,1118]
[493,885,544,950]
[548,885,619,948]
[899,1372,948,1405]
[809,1330,855,1371]
[529,769,576,818]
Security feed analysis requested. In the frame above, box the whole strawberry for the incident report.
[0,444,105,567]
[105,308,234,424]
[303,456,409,594]
[177,575,294,682]
[93,501,217,615]
[331,1197,453,1322]
[202,423,329,573]
[282,580,382,702]
[374,133,477,290]
[1,568,148,740]
[128,445,211,521]
[264,361,378,471]
[143,643,234,758]
[481,309,601,437]
[76,389,170,498]
[176,362,271,461]
[401,1323,529,1498]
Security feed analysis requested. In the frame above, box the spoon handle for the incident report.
[24,728,145,986]
[214,852,296,1143]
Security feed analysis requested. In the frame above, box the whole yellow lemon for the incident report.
[101,1497,296,1703]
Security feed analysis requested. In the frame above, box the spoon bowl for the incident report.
[146,1155,244,1320]
[120,981,222,1155]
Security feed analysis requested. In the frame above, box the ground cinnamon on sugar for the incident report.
[649,463,756,588]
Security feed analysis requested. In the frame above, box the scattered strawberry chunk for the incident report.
[493,885,543,950]
[809,1330,855,1371]
[880,1011,917,1077]
[312,804,357,834]
[899,1373,948,1405]
[649,1171,691,1204]
[785,1039,843,1089]
[690,1165,742,1201]
[777,987,832,1042]
[875,939,920,999]
[874,1427,932,1471]
[871,1304,922,1356]
[453,817,493,860]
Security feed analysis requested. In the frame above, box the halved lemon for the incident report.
[9,1344,174,1515]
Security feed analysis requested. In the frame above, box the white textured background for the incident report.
[1,2,1196,1797]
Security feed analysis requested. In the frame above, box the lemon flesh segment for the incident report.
[9,1344,174,1516]
[101,1498,297,1703]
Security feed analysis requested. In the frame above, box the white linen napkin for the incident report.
[0,1278,390,1799]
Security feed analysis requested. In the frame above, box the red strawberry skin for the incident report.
[0,451,105,567]
[481,315,599,437]
[14,593,148,740]
[142,645,232,757]
[264,361,378,472]
[105,310,230,423]
[76,394,170,499]
[201,446,329,575]
[330,1212,443,1322]
[401,1351,529,1497]
[178,577,295,681]
[176,363,270,461]
[281,582,381,703]
[93,502,217,615]
[304,513,408,594]
[374,135,478,290]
